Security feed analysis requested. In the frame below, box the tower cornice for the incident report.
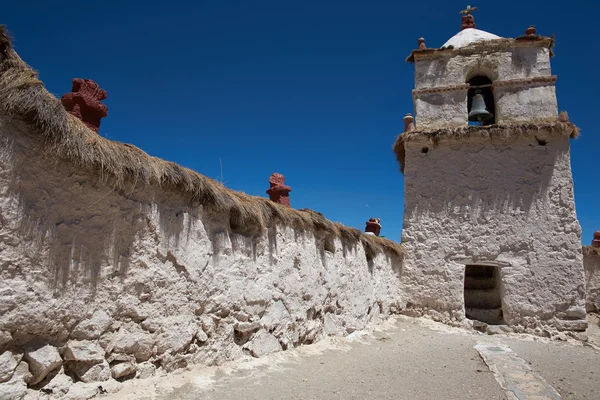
[406,36,554,63]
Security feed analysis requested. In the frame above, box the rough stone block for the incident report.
[196,330,208,343]
[261,300,290,331]
[135,362,156,380]
[13,362,32,385]
[552,319,588,332]
[156,322,197,355]
[110,330,154,362]
[63,340,105,363]
[245,330,281,358]
[41,368,73,396]
[71,310,112,340]
[0,374,27,400]
[62,381,99,400]
[24,345,62,385]
[0,351,20,383]
[110,362,136,380]
[68,360,110,383]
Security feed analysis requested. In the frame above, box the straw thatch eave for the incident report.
[583,246,600,257]
[0,26,404,258]
[392,121,580,173]
[406,35,554,63]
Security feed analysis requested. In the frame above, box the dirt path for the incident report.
[103,316,600,400]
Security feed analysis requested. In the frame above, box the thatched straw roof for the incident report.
[0,26,404,258]
[406,35,554,63]
[583,246,600,257]
[392,122,580,173]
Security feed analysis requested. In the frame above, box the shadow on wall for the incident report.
[4,122,197,292]
[405,135,567,220]
[3,121,406,293]
[511,48,537,77]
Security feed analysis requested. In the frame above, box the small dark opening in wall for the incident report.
[421,147,429,154]
[536,137,547,146]
[464,264,504,325]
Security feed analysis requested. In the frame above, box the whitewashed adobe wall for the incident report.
[413,47,552,90]
[413,45,557,129]
[584,251,600,312]
[0,119,403,397]
[400,130,586,332]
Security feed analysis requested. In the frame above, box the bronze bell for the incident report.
[468,90,493,123]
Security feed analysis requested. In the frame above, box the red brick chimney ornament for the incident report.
[418,37,427,50]
[525,25,537,36]
[593,231,600,248]
[61,78,108,133]
[266,173,291,207]
[459,5,477,30]
[365,218,382,236]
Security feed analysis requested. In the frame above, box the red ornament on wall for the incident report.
[266,173,291,207]
[61,78,108,133]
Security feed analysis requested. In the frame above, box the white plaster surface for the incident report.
[413,46,555,128]
[0,119,403,396]
[442,28,502,49]
[414,90,468,129]
[494,85,558,124]
[414,48,552,90]
[401,131,586,332]
[583,253,600,312]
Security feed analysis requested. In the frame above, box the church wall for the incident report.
[414,47,552,90]
[584,252,600,312]
[494,84,559,124]
[413,47,554,129]
[400,130,586,332]
[414,90,468,129]
[0,119,404,390]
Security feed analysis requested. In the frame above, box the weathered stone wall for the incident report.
[584,251,600,312]
[0,119,403,398]
[400,129,586,333]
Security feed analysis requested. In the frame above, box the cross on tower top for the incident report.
[459,5,477,30]
[460,5,478,15]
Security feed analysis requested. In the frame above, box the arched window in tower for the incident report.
[467,76,495,126]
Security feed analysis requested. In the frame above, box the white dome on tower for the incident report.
[442,28,502,49]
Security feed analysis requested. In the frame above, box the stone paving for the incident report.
[102,316,600,400]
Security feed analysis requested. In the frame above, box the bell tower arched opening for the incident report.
[467,76,495,126]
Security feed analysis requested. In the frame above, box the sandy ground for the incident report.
[103,316,600,400]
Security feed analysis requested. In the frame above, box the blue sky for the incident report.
[4,1,598,244]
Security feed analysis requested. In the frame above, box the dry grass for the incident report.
[392,122,580,173]
[0,26,404,258]
[583,246,600,257]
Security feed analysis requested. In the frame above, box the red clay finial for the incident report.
[403,113,415,132]
[266,173,292,207]
[61,78,108,133]
[418,37,426,50]
[593,231,600,248]
[365,218,382,236]
[558,111,570,123]
[526,25,537,36]
[459,5,477,30]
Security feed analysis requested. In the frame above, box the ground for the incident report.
[102,316,600,400]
